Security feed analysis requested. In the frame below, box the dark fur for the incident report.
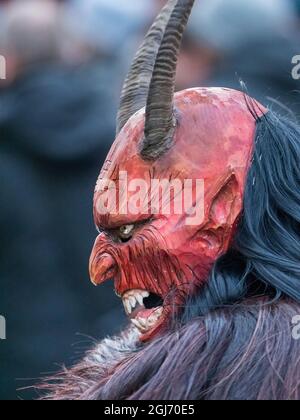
[38,298,300,400]
[37,110,300,400]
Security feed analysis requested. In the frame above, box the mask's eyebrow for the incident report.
[94,213,110,232]
[95,214,153,233]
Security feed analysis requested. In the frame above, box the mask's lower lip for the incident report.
[121,289,164,333]
[130,307,164,332]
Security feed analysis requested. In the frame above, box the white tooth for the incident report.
[154,307,163,318]
[131,319,141,329]
[146,319,155,330]
[131,318,146,331]
[129,296,136,310]
[147,315,156,326]
[142,291,150,298]
[124,298,132,314]
[137,317,147,329]
[138,321,146,331]
[136,293,144,307]
[132,315,161,332]
[150,315,158,324]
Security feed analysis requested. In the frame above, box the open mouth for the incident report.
[122,289,164,333]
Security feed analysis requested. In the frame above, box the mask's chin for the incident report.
[120,289,167,341]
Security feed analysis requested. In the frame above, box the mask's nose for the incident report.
[89,252,118,286]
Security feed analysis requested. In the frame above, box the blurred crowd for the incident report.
[0,0,299,400]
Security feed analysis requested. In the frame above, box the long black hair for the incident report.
[181,109,300,323]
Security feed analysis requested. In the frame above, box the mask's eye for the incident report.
[118,224,135,242]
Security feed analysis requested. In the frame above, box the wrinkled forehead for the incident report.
[97,88,259,187]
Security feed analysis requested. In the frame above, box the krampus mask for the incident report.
[40,0,300,401]
[89,0,298,341]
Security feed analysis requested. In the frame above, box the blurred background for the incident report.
[0,0,299,400]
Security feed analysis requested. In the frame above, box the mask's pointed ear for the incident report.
[209,173,241,230]
[193,173,243,254]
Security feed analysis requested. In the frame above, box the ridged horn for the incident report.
[141,0,195,160]
[116,0,177,135]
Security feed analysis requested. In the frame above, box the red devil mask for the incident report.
[89,0,267,340]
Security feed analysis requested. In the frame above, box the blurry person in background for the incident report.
[66,0,154,96]
[155,0,300,115]
[0,0,130,400]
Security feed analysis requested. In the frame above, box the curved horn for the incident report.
[141,0,195,160]
[116,0,177,135]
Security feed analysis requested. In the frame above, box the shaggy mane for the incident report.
[37,298,300,400]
